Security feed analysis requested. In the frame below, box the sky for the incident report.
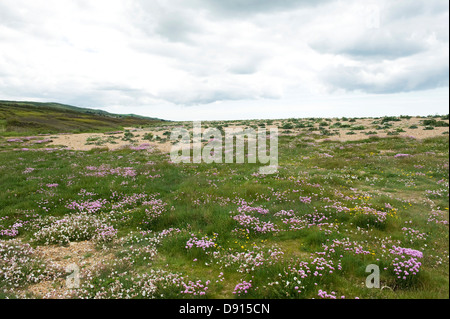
[0,0,448,121]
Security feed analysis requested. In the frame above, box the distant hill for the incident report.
[0,100,165,136]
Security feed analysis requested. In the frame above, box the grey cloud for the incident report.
[308,0,448,61]
[322,59,449,94]
[196,0,333,16]
[227,56,264,75]
[158,83,280,106]
[385,0,449,21]
[310,31,426,59]
[132,1,202,43]
[0,3,23,29]
[154,16,200,42]
[160,90,248,105]
[132,0,332,44]
[94,83,146,94]
[228,63,259,75]
[307,0,448,96]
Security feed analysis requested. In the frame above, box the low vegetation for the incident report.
[0,105,448,299]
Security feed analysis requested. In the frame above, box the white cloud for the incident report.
[0,0,448,120]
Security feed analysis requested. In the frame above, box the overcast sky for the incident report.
[0,0,448,120]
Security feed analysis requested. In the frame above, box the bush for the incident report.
[143,133,154,141]
[282,123,294,130]
[381,116,401,124]
[351,125,366,131]
[422,119,449,127]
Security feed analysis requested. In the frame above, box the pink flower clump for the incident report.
[233,281,252,296]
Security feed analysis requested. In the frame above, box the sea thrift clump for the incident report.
[186,234,217,251]
[281,212,330,232]
[94,225,118,242]
[32,213,117,245]
[318,290,337,299]
[317,290,349,299]
[232,201,278,234]
[232,213,278,234]
[7,138,23,143]
[0,223,22,238]
[23,168,35,174]
[427,210,449,225]
[266,253,342,298]
[300,196,312,204]
[67,268,185,299]
[111,193,148,210]
[117,229,183,266]
[233,281,252,296]
[158,228,182,237]
[237,200,270,215]
[219,246,284,273]
[0,240,62,291]
[181,280,210,296]
[274,210,296,217]
[402,227,428,243]
[390,246,423,258]
[66,199,108,214]
[322,238,372,256]
[32,139,52,144]
[130,144,154,151]
[389,246,423,282]
[84,165,137,178]
[394,154,411,158]
[143,197,168,222]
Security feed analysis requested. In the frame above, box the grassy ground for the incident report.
[0,117,448,299]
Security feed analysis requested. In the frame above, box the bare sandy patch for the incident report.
[23,241,114,299]
[45,117,449,152]
[49,129,174,153]
[319,126,449,142]
[315,117,449,142]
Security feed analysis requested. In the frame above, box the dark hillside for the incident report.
[0,100,164,136]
